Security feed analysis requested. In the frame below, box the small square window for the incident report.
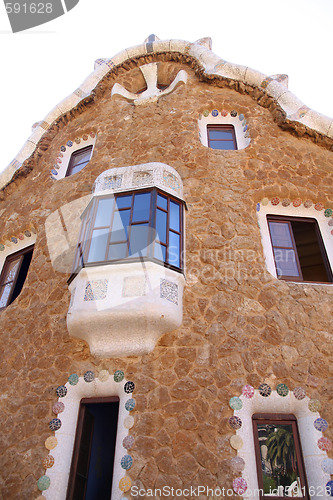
[66,146,93,177]
[207,125,237,150]
[0,245,34,309]
[267,215,333,283]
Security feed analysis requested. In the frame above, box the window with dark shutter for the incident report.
[0,245,34,309]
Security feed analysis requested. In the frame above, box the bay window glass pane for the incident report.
[110,210,130,242]
[116,195,132,209]
[154,243,166,262]
[168,232,180,267]
[273,248,300,277]
[108,243,128,261]
[169,201,180,232]
[87,228,108,262]
[94,198,114,228]
[255,423,304,497]
[132,193,151,223]
[129,224,149,257]
[157,194,168,210]
[156,209,167,243]
[269,222,293,248]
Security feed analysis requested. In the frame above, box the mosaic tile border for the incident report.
[0,227,36,252]
[198,109,250,150]
[37,369,136,497]
[50,132,96,180]
[257,197,333,237]
[228,382,331,495]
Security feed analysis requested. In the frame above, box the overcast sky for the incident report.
[0,0,332,175]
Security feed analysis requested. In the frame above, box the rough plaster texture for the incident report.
[0,47,332,500]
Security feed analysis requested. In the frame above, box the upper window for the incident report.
[0,244,34,309]
[66,146,93,177]
[267,215,333,283]
[207,125,237,150]
[72,188,184,275]
[253,413,309,499]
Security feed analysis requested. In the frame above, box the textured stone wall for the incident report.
[0,59,332,499]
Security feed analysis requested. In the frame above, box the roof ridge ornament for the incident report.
[111,62,187,106]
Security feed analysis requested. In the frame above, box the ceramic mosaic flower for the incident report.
[322,458,333,474]
[230,110,237,117]
[230,456,245,472]
[229,396,242,410]
[37,475,50,491]
[124,381,135,393]
[314,418,328,432]
[52,402,65,415]
[318,437,332,452]
[259,383,271,397]
[119,476,132,492]
[49,418,61,431]
[83,370,95,382]
[221,110,228,117]
[276,383,289,397]
[281,199,291,207]
[242,384,254,398]
[293,386,306,400]
[303,199,312,208]
[120,454,133,470]
[308,399,321,412]
[56,386,67,398]
[229,416,242,429]
[68,373,79,385]
[125,399,136,411]
[293,198,302,207]
[42,455,54,469]
[271,197,280,206]
[230,435,243,450]
[114,370,125,382]
[123,435,134,449]
[324,208,333,217]
[233,477,247,495]
[314,202,324,211]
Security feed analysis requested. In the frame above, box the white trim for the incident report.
[257,202,333,284]
[43,375,133,500]
[234,391,330,499]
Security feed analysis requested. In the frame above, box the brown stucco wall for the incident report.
[0,58,332,499]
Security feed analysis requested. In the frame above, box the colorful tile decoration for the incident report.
[60,146,66,152]
[68,373,79,385]
[276,383,289,397]
[75,138,81,144]
[84,280,108,301]
[293,199,302,207]
[11,237,18,244]
[124,416,134,429]
[102,175,123,190]
[98,370,109,382]
[45,437,57,450]
[309,399,321,412]
[239,114,244,121]
[230,456,245,472]
[230,435,243,450]
[271,197,280,206]
[114,370,125,382]
[203,110,209,117]
[125,398,136,411]
[133,171,153,187]
[314,418,328,432]
[124,381,135,394]
[318,437,332,452]
[329,220,333,227]
[293,386,306,400]
[163,171,181,192]
[259,383,271,397]
[52,402,65,415]
[221,110,228,117]
[0,244,4,251]
[123,435,135,450]
[67,141,73,147]
[160,279,178,305]
[261,197,269,206]
[315,202,324,211]
[119,476,132,492]
[256,203,260,212]
[83,134,88,140]
[56,386,67,398]
[49,418,62,431]
[37,475,50,491]
[212,109,218,117]
[233,477,247,495]
[322,458,333,474]
[84,370,95,382]
[42,455,55,469]
[242,385,254,398]
[304,199,313,208]
[281,199,291,207]
[229,396,243,410]
[229,416,242,429]
[324,208,333,217]
[230,110,237,117]
[120,455,133,470]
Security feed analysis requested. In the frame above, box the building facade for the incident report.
[0,35,333,500]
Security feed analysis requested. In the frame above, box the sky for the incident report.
[0,0,332,175]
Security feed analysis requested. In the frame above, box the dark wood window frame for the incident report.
[0,244,34,310]
[207,124,238,150]
[66,396,120,500]
[253,413,309,500]
[66,145,93,177]
[267,215,333,283]
[70,187,184,282]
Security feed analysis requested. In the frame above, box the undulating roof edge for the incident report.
[1,36,332,191]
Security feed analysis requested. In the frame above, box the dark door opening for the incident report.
[66,397,119,500]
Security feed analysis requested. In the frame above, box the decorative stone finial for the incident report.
[144,34,160,43]
[195,37,212,50]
